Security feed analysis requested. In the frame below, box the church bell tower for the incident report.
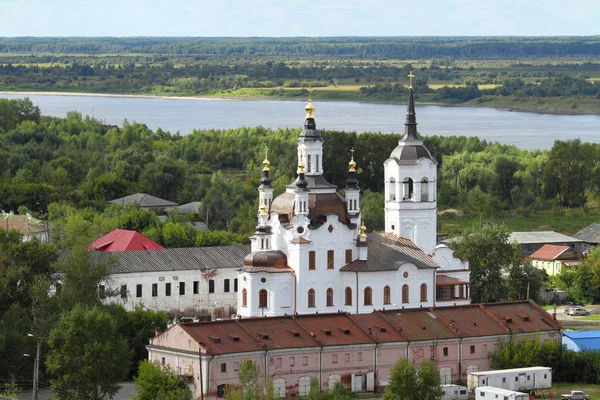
[384,72,438,254]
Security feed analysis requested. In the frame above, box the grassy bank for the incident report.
[439,206,600,237]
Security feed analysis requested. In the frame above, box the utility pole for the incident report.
[27,334,41,400]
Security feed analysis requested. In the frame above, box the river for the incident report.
[2,92,599,150]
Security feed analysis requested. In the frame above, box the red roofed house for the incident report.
[89,229,164,252]
[530,244,581,276]
[148,301,561,399]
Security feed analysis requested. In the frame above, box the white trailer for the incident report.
[476,386,529,400]
[467,367,551,393]
[442,384,469,400]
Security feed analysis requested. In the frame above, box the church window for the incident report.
[421,178,429,201]
[209,279,215,293]
[345,287,352,306]
[179,282,185,295]
[309,251,316,270]
[242,289,247,307]
[326,288,334,307]
[364,287,372,306]
[403,178,414,200]
[316,154,319,172]
[224,279,230,293]
[165,283,171,296]
[120,284,127,299]
[383,286,391,305]
[234,278,238,292]
[345,249,352,264]
[421,283,428,302]
[259,289,268,308]
[261,277,267,283]
[308,289,316,308]
[307,155,312,173]
[389,178,396,201]
[402,284,409,304]
[193,281,199,294]
[327,250,334,269]
[328,225,334,233]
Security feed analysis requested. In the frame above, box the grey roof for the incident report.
[156,218,210,232]
[573,223,600,244]
[341,233,438,272]
[442,230,583,246]
[388,144,437,165]
[61,246,250,274]
[0,396,18,400]
[165,201,202,215]
[508,231,582,245]
[109,193,177,208]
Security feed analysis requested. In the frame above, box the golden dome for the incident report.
[348,148,356,172]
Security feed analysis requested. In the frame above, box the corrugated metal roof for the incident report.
[69,245,250,273]
[341,233,438,272]
[574,223,600,244]
[157,301,560,355]
[508,231,582,244]
[529,244,573,261]
[109,193,177,208]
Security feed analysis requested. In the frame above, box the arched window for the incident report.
[259,289,268,308]
[345,287,352,306]
[308,289,315,308]
[383,286,391,305]
[389,178,396,201]
[420,283,428,302]
[242,289,247,307]
[364,287,372,306]
[326,288,334,307]
[403,178,414,200]
[402,284,409,304]
[421,178,429,201]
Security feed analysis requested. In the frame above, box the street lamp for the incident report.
[26,333,41,400]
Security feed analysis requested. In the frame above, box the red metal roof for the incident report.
[529,244,571,261]
[436,274,469,286]
[159,301,560,355]
[89,229,165,252]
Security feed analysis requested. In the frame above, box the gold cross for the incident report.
[408,71,414,89]
[351,147,355,159]
[308,86,313,102]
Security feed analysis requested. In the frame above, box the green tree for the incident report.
[505,263,546,303]
[133,360,193,400]
[46,305,131,400]
[383,359,441,400]
[329,381,357,400]
[224,359,276,400]
[453,223,522,303]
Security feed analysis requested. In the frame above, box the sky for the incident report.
[0,0,598,37]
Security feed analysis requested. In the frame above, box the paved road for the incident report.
[18,382,136,400]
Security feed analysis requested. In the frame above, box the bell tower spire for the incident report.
[258,147,273,216]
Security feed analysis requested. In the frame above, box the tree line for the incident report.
[3,36,600,58]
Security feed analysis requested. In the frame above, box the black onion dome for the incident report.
[244,250,288,268]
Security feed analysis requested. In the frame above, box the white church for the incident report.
[238,76,470,318]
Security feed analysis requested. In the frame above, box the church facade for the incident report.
[238,77,470,319]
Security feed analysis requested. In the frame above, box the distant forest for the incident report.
[2,36,600,58]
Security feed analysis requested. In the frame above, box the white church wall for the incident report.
[238,271,295,318]
[104,268,239,315]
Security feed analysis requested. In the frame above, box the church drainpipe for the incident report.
[198,349,203,400]
[458,337,463,382]
[374,342,379,393]
[355,272,359,314]
[433,269,437,307]
[264,350,269,391]
[291,271,298,315]
[206,355,214,397]
[319,345,324,391]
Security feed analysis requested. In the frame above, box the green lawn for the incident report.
[579,315,600,321]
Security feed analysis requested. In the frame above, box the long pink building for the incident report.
[148,300,560,399]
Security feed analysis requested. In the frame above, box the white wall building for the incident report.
[82,246,249,316]
[238,80,470,318]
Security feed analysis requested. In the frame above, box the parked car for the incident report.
[568,308,590,316]
[561,390,591,400]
